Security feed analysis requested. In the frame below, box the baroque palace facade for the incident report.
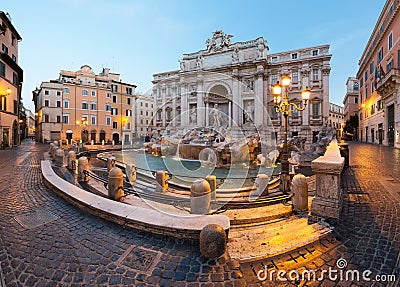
[33,65,136,144]
[152,30,331,145]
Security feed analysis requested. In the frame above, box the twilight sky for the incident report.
[3,0,385,111]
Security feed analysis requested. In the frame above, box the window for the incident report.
[14,100,17,114]
[12,73,18,85]
[63,114,69,124]
[126,87,132,95]
[312,69,319,81]
[12,54,16,62]
[112,122,118,129]
[111,108,118,115]
[371,104,375,115]
[145,103,148,108]
[106,93,112,98]
[127,122,131,129]
[56,115,61,123]
[43,114,49,123]
[271,74,278,84]
[365,85,368,98]
[2,44,8,55]
[377,100,383,110]
[90,102,97,110]
[291,53,297,60]
[82,101,88,110]
[64,99,69,109]
[44,100,49,107]
[378,47,383,63]
[360,78,363,87]
[0,96,5,111]
[82,90,88,96]
[126,109,132,116]
[91,91,96,97]
[63,88,70,94]
[112,95,117,103]
[0,61,5,77]
[312,102,321,116]
[354,82,359,90]
[11,35,16,46]
[271,56,278,62]
[364,70,368,81]
[398,50,400,68]
[106,103,111,111]
[56,100,61,108]
[387,59,393,72]
[106,117,111,126]
[292,71,299,83]
[370,60,374,74]
[140,110,143,115]
[91,115,96,125]
[312,50,319,56]
[355,97,358,104]
[389,33,393,50]
[372,82,374,93]
[44,90,49,95]
[127,98,131,105]
[111,85,118,92]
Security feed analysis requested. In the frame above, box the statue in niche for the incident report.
[212,104,221,127]
[232,47,239,62]
[243,79,254,92]
[257,43,264,58]
[179,60,185,71]
[244,102,254,123]
[190,107,197,124]
[195,55,203,68]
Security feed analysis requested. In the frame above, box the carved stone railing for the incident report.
[309,139,345,223]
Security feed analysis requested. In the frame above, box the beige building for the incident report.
[33,65,137,144]
[0,11,23,148]
[343,77,359,122]
[328,102,344,138]
[152,30,331,145]
[134,95,154,139]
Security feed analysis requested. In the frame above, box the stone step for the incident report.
[221,202,292,226]
[227,216,332,262]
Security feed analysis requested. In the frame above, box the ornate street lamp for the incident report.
[271,75,311,193]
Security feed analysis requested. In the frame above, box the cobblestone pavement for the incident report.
[0,141,399,286]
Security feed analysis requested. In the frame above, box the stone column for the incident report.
[172,84,177,127]
[228,101,232,127]
[197,79,204,126]
[232,73,240,127]
[180,83,188,127]
[301,68,310,126]
[309,140,344,223]
[322,65,331,123]
[161,84,166,128]
[205,102,209,126]
[255,66,264,127]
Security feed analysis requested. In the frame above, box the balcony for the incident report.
[376,68,400,99]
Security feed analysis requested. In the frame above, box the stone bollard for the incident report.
[206,175,217,200]
[291,173,308,212]
[200,224,227,259]
[156,170,168,192]
[338,142,349,167]
[126,164,137,183]
[251,174,269,200]
[107,156,116,172]
[78,156,89,182]
[108,167,124,201]
[190,179,211,214]
[91,140,94,145]
[67,150,76,170]
[49,143,55,156]
[55,148,64,167]
[102,140,105,146]
[112,140,115,146]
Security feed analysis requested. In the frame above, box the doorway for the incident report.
[112,133,120,144]
[388,104,394,146]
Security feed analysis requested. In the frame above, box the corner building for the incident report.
[358,0,400,147]
[152,31,331,145]
[33,65,136,144]
[0,11,23,147]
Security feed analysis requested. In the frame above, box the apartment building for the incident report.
[343,77,359,122]
[328,102,344,139]
[134,95,154,139]
[0,11,23,148]
[33,65,137,144]
[358,0,400,146]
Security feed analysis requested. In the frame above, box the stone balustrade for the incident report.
[309,139,345,223]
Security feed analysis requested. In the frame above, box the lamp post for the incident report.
[271,75,311,193]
